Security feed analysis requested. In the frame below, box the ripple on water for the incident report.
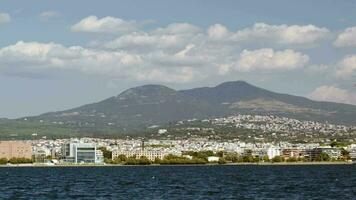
[0,165,355,199]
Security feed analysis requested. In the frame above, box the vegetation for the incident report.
[286,157,298,162]
[2,81,356,141]
[8,157,33,164]
[272,156,285,163]
[159,154,207,165]
[315,152,330,161]
[0,158,8,165]
[98,147,112,159]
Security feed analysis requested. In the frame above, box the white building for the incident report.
[267,147,281,159]
[61,142,103,164]
[112,149,166,161]
[207,156,220,162]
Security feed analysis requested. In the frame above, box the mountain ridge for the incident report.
[16,80,356,133]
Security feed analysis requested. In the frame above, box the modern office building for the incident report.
[61,142,103,164]
[0,141,32,159]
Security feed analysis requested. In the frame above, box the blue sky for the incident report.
[0,0,356,118]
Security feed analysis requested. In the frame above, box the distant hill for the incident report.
[5,80,356,138]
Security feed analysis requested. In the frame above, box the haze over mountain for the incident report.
[22,80,356,131]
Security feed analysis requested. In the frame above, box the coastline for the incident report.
[0,161,353,167]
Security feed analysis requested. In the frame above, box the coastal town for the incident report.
[155,115,356,143]
[1,136,356,166]
[1,114,356,166]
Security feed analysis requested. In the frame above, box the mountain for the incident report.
[12,81,356,136]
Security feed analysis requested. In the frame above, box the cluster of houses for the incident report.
[1,139,356,165]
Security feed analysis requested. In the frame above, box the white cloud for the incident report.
[207,24,230,40]
[334,26,356,47]
[0,20,336,84]
[71,16,137,34]
[235,48,309,71]
[0,41,141,75]
[336,55,356,78]
[304,64,329,75]
[153,23,201,35]
[104,23,202,52]
[309,85,356,105]
[0,12,10,24]
[39,11,60,21]
[104,32,184,51]
[0,41,202,83]
[230,23,329,45]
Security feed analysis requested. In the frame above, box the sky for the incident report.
[0,0,356,118]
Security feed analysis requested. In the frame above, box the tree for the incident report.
[262,155,270,162]
[340,148,350,161]
[272,156,284,162]
[0,158,7,165]
[242,155,254,163]
[125,157,138,165]
[218,157,226,164]
[98,147,112,159]
[117,154,127,162]
[138,156,151,165]
[286,157,298,162]
[225,153,239,163]
[8,157,32,164]
[154,157,161,164]
[318,152,330,161]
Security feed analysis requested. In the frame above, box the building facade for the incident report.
[61,142,103,164]
[112,149,165,161]
[0,141,32,159]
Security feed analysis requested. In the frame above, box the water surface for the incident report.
[0,165,355,199]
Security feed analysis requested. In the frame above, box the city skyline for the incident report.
[1,0,356,118]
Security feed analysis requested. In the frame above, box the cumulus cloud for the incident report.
[0,20,336,83]
[207,24,230,40]
[235,48,309,71]
[39,11,60,21]
[104,23,202,52]
[71,16,137,33]
[334,26,356,47]
[206,23,329,45]
[0,12,11,24]
[104,32,184,51]
[0,41,204,83]
[309,85,356,105]
[153,23,201,35]
[336,55,356,78]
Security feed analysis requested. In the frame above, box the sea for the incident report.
[0,165,355,199]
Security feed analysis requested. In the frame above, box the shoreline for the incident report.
[0,161,353,167]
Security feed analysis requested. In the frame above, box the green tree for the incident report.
[154,157,161,164]
[262,155,270,162]
[242,155,254,163]
[318,152,330,161]
[125,157,139,165]
[98,147,112,159]
[138,156,151,165]
[225,153,239,163]
[286,157,298,162]
[218,157,226,164]
[272,156,284,162]
[8,157,32,164]
[340,148,350,161]
[0,158,7,165]
[117,154,127,162]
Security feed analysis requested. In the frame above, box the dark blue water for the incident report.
[0,165,355,199]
